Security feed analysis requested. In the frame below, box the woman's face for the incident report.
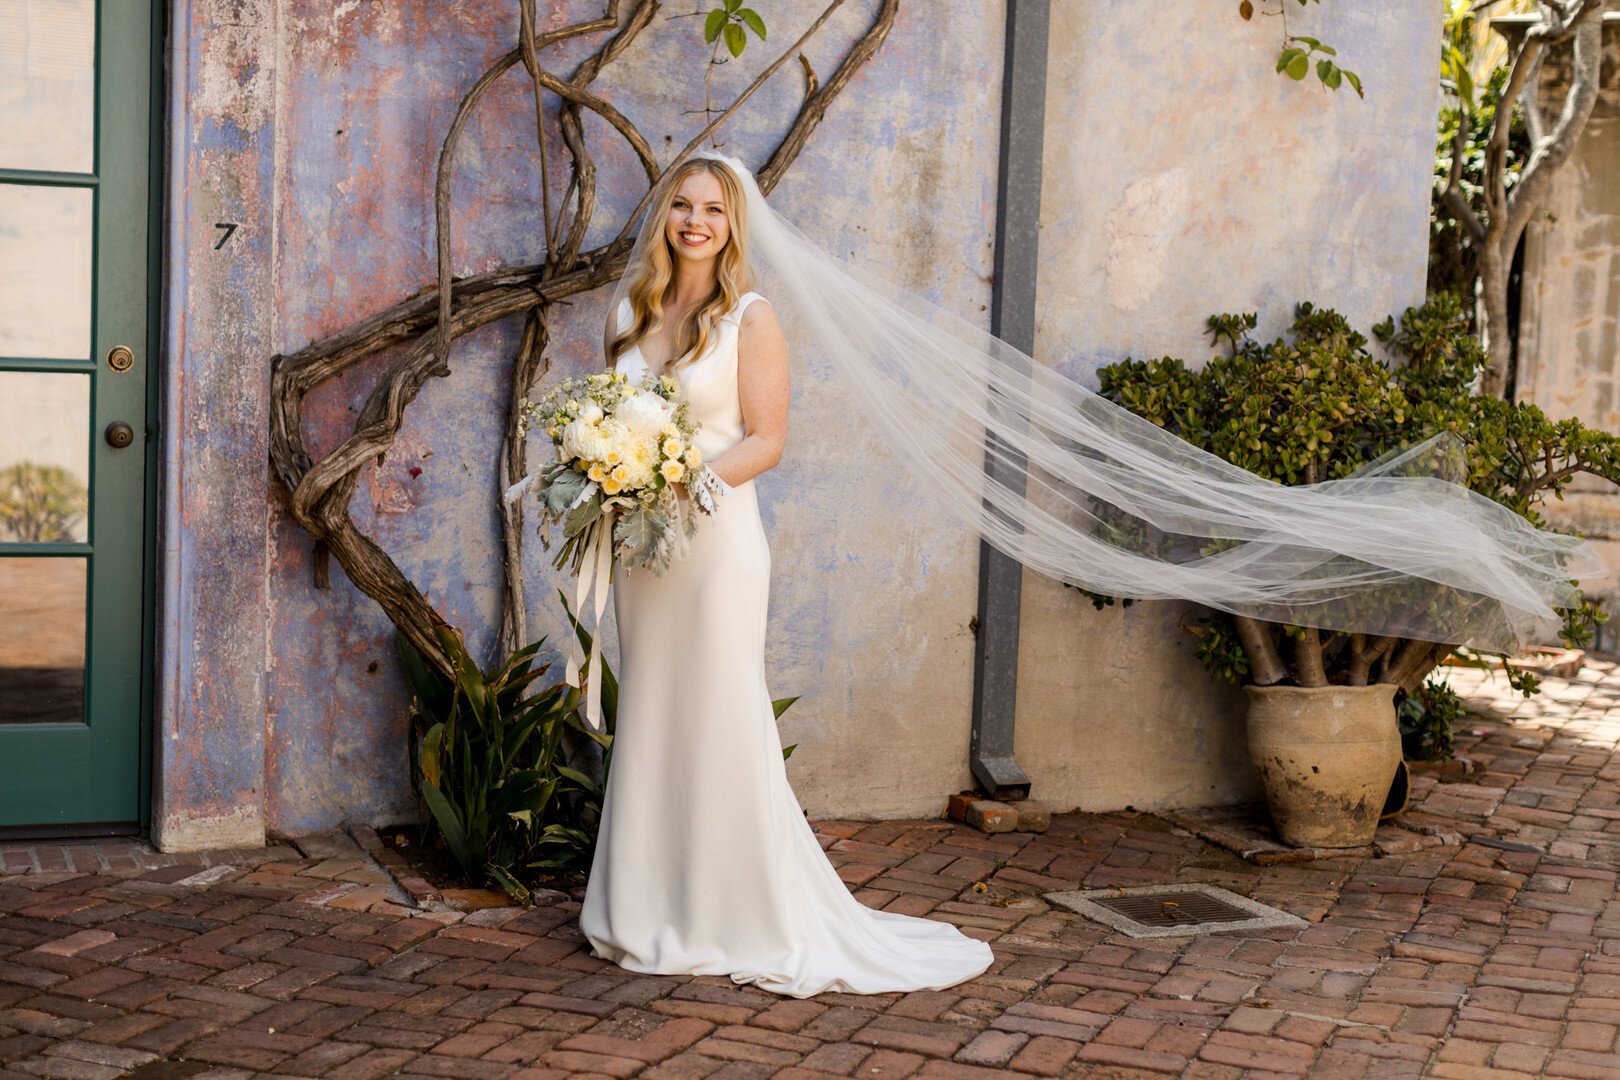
[664,169,730,268]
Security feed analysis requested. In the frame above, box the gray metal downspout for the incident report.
[969,0,1047,801]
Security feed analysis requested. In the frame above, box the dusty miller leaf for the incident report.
[545,468,589,516]
[563,492,602,538]
[614,505,660,566]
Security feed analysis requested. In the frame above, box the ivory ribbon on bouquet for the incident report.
[564,520,614,734]
[502,472,613,734]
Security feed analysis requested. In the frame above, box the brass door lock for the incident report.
[106,345,135,372]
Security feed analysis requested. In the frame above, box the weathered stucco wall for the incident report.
[1516,13,1620,617]
[155,0,278,851]
[1014,1,1445,813]
[156,0,1446,844]
[158,0,1002,843]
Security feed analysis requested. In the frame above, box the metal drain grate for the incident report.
[1092,889,1256,928]
[1044,883,1306,939]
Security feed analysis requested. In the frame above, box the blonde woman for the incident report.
[577,152,997,997]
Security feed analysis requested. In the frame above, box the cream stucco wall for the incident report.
[1014,1,1444,813]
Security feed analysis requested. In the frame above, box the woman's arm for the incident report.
[707,298,790,488]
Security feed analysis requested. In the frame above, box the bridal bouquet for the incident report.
[505,370,722,578]
[503,370,726,732]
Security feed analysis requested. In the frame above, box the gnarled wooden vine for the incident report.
[268,0,898,678]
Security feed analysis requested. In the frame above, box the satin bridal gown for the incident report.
[578,290,996,998]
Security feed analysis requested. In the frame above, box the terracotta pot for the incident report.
[1244,683,1401,848]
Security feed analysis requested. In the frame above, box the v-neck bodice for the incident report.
[613,292,766,461]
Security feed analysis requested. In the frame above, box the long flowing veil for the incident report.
[609,148,1606,654]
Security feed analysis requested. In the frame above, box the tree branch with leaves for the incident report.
[1435,0,1608,398]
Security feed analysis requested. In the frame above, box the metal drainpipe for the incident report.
[969,0,1048,801]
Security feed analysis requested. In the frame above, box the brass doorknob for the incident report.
[104,422,135,449]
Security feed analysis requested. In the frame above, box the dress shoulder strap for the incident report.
[728,290,767,324]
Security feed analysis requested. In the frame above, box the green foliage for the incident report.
[1397,678,1462,761]
[400,589,806,899]
[1276,36,1362,97]
[0,461,88,543]
[703,0,765,59]
[1239,0,1362,97]
[398,621,603,888]
[1098,302,1413,488]
[1192,614,1252,685]
[1092,296,1620,694]
[1431,49,1528,298]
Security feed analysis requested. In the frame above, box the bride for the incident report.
[576,153,998,996]
[571,137,1601,994]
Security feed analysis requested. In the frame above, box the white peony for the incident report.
[617,389,676,436]
[578,402,604,424]
[561,418,615,463]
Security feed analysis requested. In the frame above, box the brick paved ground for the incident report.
[1,661,1617,1079]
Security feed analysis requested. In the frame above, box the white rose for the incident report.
[579,403,605,424]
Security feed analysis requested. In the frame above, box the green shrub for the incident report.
[1088,296,1616,701]
[397,621,606,898]
[1398,678,1463,762]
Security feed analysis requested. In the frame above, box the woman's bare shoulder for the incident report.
[738,293,776,327]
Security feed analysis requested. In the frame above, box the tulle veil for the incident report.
[602,147,1607,655]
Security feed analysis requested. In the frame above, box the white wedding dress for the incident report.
[577,291,996,998]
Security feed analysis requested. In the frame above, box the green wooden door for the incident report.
[0,1,156,830]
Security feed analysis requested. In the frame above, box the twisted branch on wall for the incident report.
[268,0,898,678]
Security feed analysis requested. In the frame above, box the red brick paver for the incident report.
[0,661,1617,1077]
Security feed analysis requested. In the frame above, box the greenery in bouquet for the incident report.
[511,370,719,577]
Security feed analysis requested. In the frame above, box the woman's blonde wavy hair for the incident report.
[607,157,755,373]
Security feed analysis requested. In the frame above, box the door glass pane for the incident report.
[0,0,96,173]
[0,557,86,725]
[0,372,89,543]
[0,184,92,359]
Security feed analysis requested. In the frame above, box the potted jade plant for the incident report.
[1086,297,1616,847]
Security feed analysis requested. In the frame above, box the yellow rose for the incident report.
[601,477,622,495]
[661,423,680,438]
[661,459,685,483]
[611,463,630,483]
[603,449,621,465]
[662,437,683,458]
[684,446,702,466]
[587,464,606,483]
